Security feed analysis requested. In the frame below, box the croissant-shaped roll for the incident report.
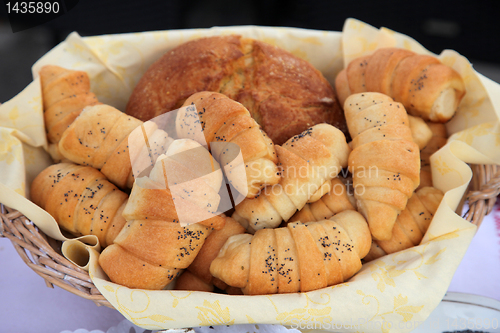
[175,216,246,292]
[232,124,350,232]
[99,219,213,290]
[122,139,226,230]
[98,140,227,290]
[288,178,356,223]
[178,91,280,198]
[210,210,371,295]
[30,163,128,248]
[418,122,448,189]
[39,65,100,161]
[408,115,432,150]
[345,92,420,241]
[364,186,444,261]
[58,104,167,189]
[335,47,466,122]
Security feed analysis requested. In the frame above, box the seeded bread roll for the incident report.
[175,216,246,292]
[210,210,371,295]
[30,163,128,248]
[39,65,100,161]
[99,140,227,290]
[335,47,466,122]
[232,123,350,232]
[126,35,347,145]
[58,104,169,189]
[288,178,356,223]
[122,138,226,231]
[345,92,420,241]
[364,186,444,261]
[178,91,280,198]
[99,219,212,290]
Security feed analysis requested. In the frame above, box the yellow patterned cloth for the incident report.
[1,19,499,332]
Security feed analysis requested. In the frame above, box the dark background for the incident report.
[1,0,499,103]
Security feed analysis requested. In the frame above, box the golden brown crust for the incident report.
[244,228,279,295]
[99,244,181,290]
[345,92,420,241]
[288,222,327,292]
[126,36,346,145]
[418,122,448,189]
[40,65,91,111]
[345,55,371,94]
[58,104,145,189]
[391,55,441,107]
[210,211,370,295]
[305,222,343,286]
[45,93,99,143]
[122,181,225,230]
[113,220,212,269]
[127,36,245,121]
[180,91,280,198]
[376,221,414,254]
[232,124,350,231]
[104,201,128,247]
[334,69,351,109]
[175,271,214,292]
[335,48,465,122]
[364,186,444,262]
[363,242,386,262]
[39,65,100,162]
[186,216,246,284]
[330,210,372,259]
[365,48,414,95]
[44,166,105,234]
[30,163,128,247]
[91,192,128,248]
[288,178,355,223]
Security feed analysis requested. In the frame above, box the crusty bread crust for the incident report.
[126,35,347,145]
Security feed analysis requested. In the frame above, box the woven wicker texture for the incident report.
[1,163,498,309]
[0,204,112,308]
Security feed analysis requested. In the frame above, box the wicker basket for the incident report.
[1,164,499,310]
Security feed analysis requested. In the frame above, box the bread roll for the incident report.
[408,115,433,150]
[99,141,227,290]
[126,35,347,145]
[364,186,444,261]
[39,65,100,161]
[210,211,371,295]
[30,163,128,248]
[175,216,246,292]
[58,104,163,189]
[232,124,350,232]
[178,91,280,198]
[418,122,448,189]
[335,47,466,122]
[288,177,356,223]
[344,92,420,241]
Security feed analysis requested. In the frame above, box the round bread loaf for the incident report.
[125,35,347,145]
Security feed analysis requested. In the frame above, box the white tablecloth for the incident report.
[2,199,499,333]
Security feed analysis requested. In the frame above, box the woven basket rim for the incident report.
[1,163,499,309]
